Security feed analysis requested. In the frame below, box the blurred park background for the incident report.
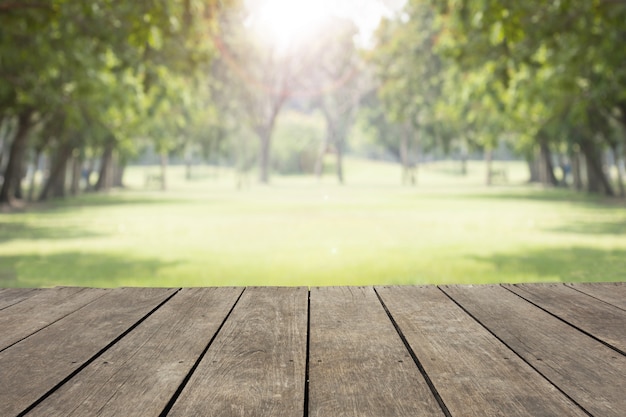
[1,0,625,287]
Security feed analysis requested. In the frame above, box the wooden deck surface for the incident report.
[0,283,624,416]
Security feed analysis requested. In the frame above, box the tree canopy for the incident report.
[1,0,625,203]
[0,0,229,202]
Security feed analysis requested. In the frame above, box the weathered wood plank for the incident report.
[377,285,588,417]
[443,284,626,417]
[308,286,443,417]
[506,283,626,353]
[0,287,106,351]
[565,282,626,310]
[0,288,39,310]
[167,287,308,417]
[0,287,176,417]
[24,287,242,417]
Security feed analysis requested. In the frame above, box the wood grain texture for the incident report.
[167,287,308,417]
[24,287,243,417]
[565,282,626,310]
[377,285,588,417]
[0,287,176,417]
[506,283,626,352]
[0,288,39,310]
[1,284,623,417]
[443,284,626,417]
[308,286,443,417]
[0,287,106,351]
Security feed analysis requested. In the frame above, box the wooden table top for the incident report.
[0,283,624,416]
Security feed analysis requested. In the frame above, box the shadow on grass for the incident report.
[548,220,626,236]
[471,246,626,283]
[0,252,181,288]
[469,187,624,208]
[0,222,104,243]
[37,192,181,211]
[0,191,203,217]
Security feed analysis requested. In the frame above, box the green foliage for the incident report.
[369,0,463,164]
[0,0,229,201]
[433,0,626,159]
[351,89,404,160]
[363,0,626,193]
[272,110,324,174]
[3,0,625,201]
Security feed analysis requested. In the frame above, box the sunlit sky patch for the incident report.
[244,0,406,49]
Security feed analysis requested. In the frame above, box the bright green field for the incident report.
[1,158,625,288]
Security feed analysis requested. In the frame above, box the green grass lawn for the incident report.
[1,158,625,287]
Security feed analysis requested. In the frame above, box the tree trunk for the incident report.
[258,129,271,184]
[400,124,409,184]
[622,145,626,191]
[571,149,583,191]
[27,149,42,201]
[52,153,69,198]
[611,144,625,198]
[556,153,568,186]
[14,160,26,200]
[580,138,614,196]
[39,142,72,201]
[458,137,468,176]
[401,124,419,185]
[84,159,95,191]
[585,156,604,194]
[0,109,33,204]
[185,159,192,181]
[485,149,493,186]
[160,152,168,191]
[70,155,81,196]
[184,146,192,180]
[314,134,329,180]
[414,131,421,185]
[94,140,114,191]
[256,95,285,185]
[113,161,125,188]
[336,136,344,184]
[538,138,558,186]
[0,142,5,175]
[527,154,540,183]
[318,104,340,183]
[0,116,17,172]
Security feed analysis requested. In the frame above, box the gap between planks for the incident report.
[442,284,625,417]
[4,285,623,417]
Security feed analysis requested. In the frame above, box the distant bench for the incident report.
[490,168,508,182]
[144,173,163,188]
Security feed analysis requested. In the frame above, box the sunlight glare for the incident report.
[252,0,331,50]
[246,0,406,50]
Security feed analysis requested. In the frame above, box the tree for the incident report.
[370,1,446,184]
[0,0,229,203]
[429,0,626,195]
[214,4,365,184]
[310,18,363,184]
